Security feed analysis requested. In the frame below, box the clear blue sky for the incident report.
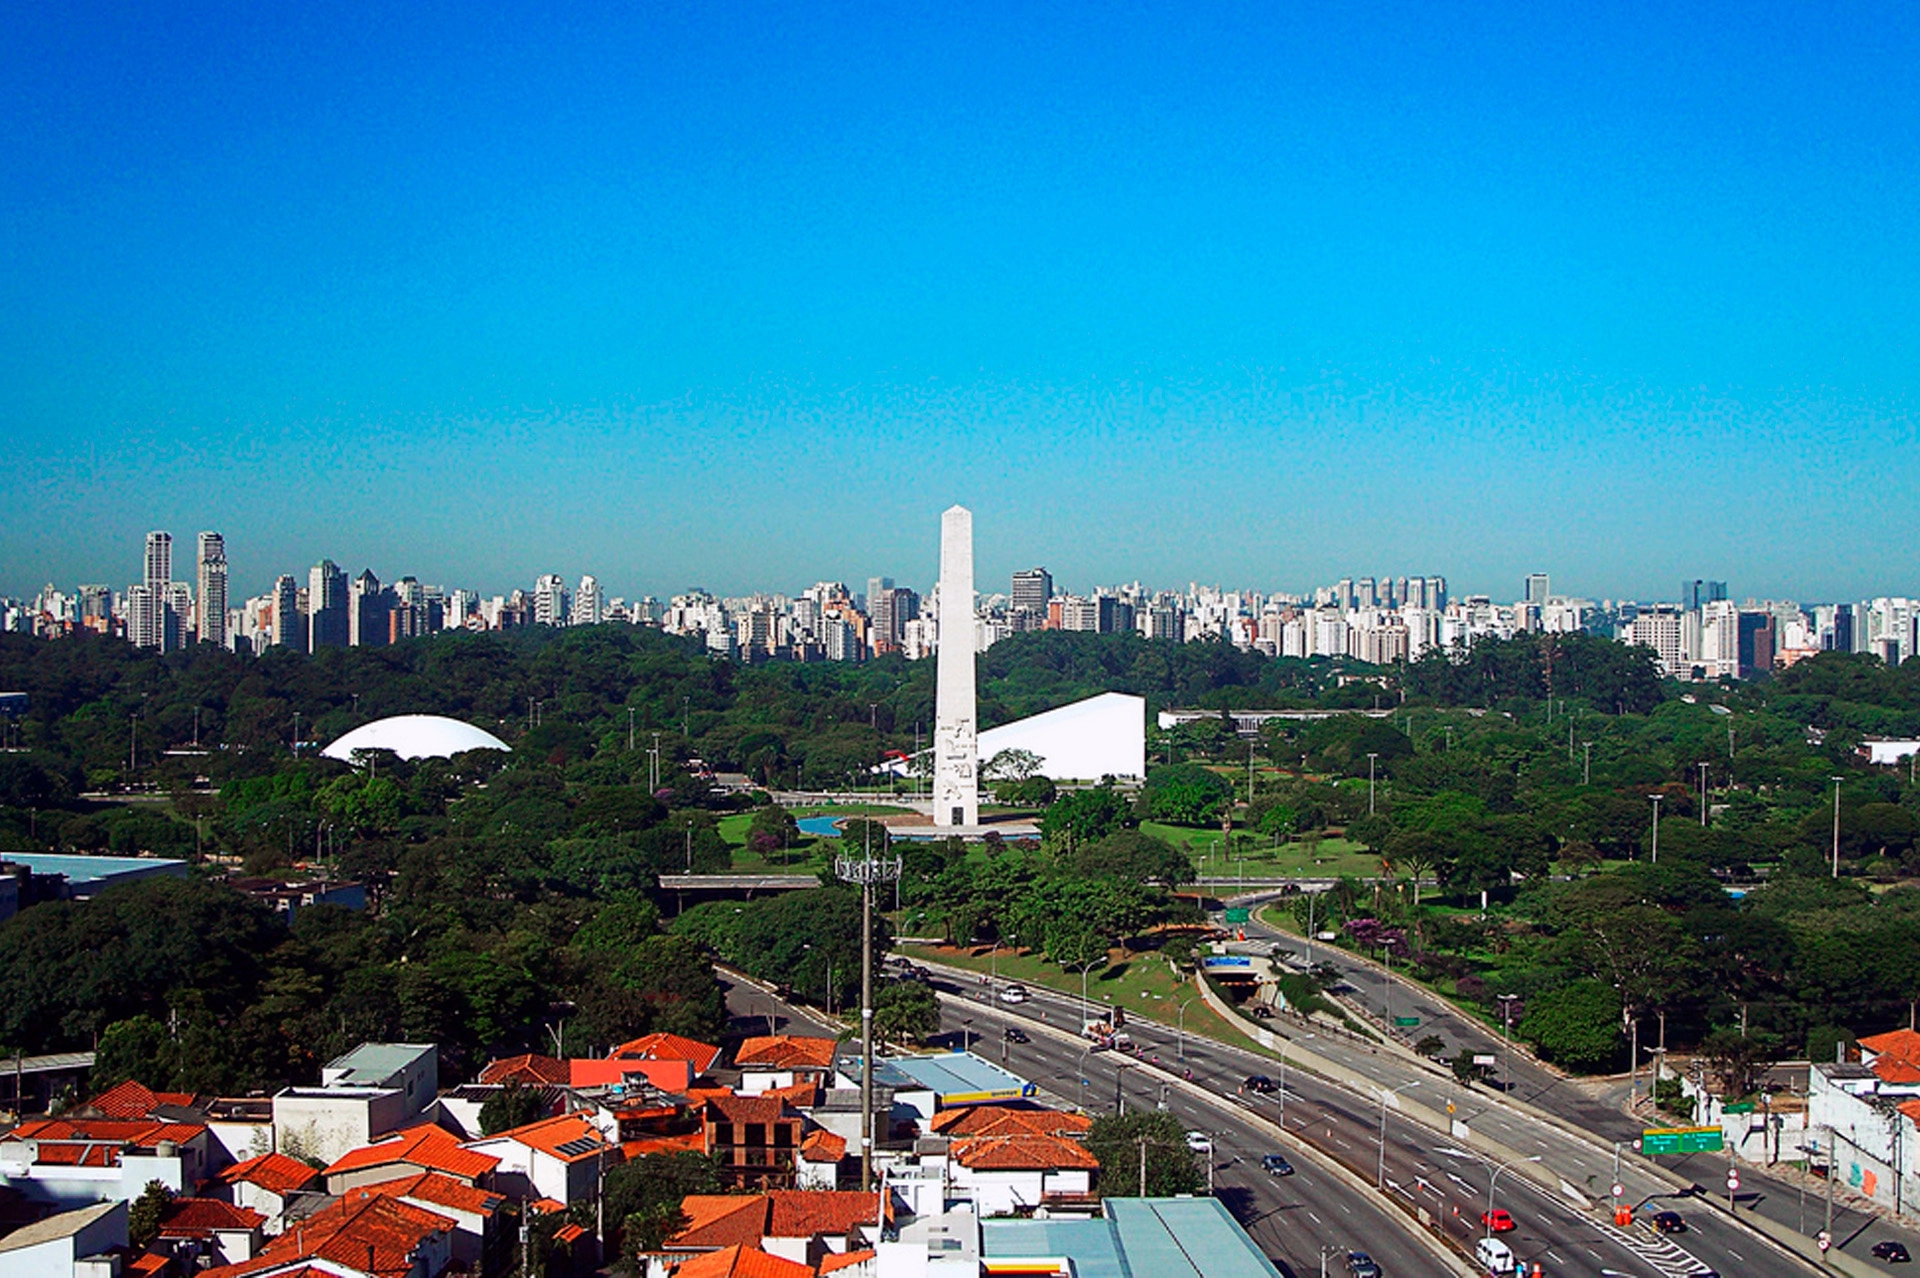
[3,1,1916,603]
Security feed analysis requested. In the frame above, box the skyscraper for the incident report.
[572,575,603,626]
[1525,573,1550,605]
[136,531,174,652]
[197,533,228,648]
[307,560,349,650]
[270,575,302,650]
[1682,579,1728,610]
[350,570,387,647]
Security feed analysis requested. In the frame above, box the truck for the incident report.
[1082,1015,1135,1053]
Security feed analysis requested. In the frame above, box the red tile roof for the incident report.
[734,1037,838,1072]
[324,1126,500,1183]
[609,1032,723,1074]
[765,1190,881,1238]
[817,1251,874,1275]
[552,1223,587,1246]
[200,1191,455,1278]
[930,1106,1091,1140]
[704,1094,791,1126]
[477,1055,570,1087]
[8,1117,206,1166]
[760,1082,820,1107]
[1899,1099,1920,1128]
[219,1153,321,1197]
[799,1131,847,1163]
[127,1251,171,1278]
[87,1081,199,1119]
[621,1132,707,1160]
[674,1245,814,1278]
[352,1173,504,1217]
[667,1196,769,1250]
[949,1133,1100,1172]
[159,1199,267,1236]
[1865,1029,1920,1083]
[472,1113,611,1163]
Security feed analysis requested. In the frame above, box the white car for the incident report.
[1185,1130,1213,1154]
[998,984,1029,1005]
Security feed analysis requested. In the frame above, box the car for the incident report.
[1481,1208,1515,1232]
[1874,1240,1912,1262]
[1185,1130,1213,1154]
[1261,1153,1294,1176]
[1648,1210,1687,1234]
[1002,1026,1030,1044]
[1244,1074,1278,1093]
[998,984,1028,1004]
[1346,1252,1381,1278]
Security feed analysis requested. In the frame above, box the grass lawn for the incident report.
[913,942,1264,1056]
[1141,823,1381,878]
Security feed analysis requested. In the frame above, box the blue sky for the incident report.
[3,1,1916,603]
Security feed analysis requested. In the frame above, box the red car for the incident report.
[1482,1209,1516,1232]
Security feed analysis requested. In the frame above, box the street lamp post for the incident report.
[1279,1033,1314,1125]
[1440,1150,1541,1237]
[1832,776,1844,879]
[1366,753,1379,816]
[1699,761,1709,826]
[1649,793,1663,864]
[1176,999,1191,1061]
[1497,994,1520,1093]
[1376,1080,1420,1188]
[1582,740,1593,785]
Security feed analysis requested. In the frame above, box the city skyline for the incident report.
[4,5,1917,600]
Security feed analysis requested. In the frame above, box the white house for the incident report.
[462,1115,611,1207]
[273,1045,439,1167]
[0,1202,127,1278]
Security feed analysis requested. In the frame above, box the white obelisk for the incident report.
[932,505,978,828]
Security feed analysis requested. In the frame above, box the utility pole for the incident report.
[627,707,635,751]
[1582,740,1593,785]
[1699,762,1709,826]
[836,829,901,1192]
[1649,794,1663,863]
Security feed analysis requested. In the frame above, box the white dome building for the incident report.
[321,714,512,763]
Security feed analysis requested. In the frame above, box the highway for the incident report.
[1236,893,1920,1274]
[926,966,1795,1278]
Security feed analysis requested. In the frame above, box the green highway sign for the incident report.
[1641,1127,1724,1155]
[1393,1016,1420,1027]
[1723,1102,1755,1114]
[1224,908,1251,924]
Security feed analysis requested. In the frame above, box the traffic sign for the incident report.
[1727,1173,1740,1190]
[1641,1126,1724,1155]
[1611,1182,1624,1198]
[1723,1101,1756,1113]
[1224,907,1251,924]
[1393,1016,1420,1027]
[1818,1230,1832,1252]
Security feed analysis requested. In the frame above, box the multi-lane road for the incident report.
[1235,892,1920,1273]
[720,963,1819,1277]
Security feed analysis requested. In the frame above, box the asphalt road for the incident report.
[1237,894,1919,1274]
[928,966,1798,1278]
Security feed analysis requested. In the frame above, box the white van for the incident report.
[1474,1237,1515,1274]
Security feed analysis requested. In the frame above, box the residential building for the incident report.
[197,1185,455,1278]
[215,1154,321,1234]
[532,575,569,627]
[197,534,228,648]
[461,1114,613,1207]
[0,1115,214,1207]
[321,1127,499,1196]
[735,1038,840,1093]
[0,1201,127,1278]
[273,1044,439,1167]
[1009,569,1051,622]
[699,1094,804,1189]
[154,1198,266,1267]
[572,576,603,627]
[1524,572,1550,605]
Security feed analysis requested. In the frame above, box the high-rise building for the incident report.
[350,570,387,647]
[533,574,569,627]
[1525,573,1550,605]
[1682,579,1728,610]
[270,575,302,650]
[866,576,895,615]
[139,531,174,652]
[572,575,603,626]
[1011,568,1052,619]
[307,560,349,650]
[196,533,228,648]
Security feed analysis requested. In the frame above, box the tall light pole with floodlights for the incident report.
[835,829,901,1192]
[1649,793,1663,864]
[1366,753,1379,815]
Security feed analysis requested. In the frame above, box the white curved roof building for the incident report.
[321,715,512,763]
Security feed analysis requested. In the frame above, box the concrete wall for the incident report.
[272,1089,412,1166]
